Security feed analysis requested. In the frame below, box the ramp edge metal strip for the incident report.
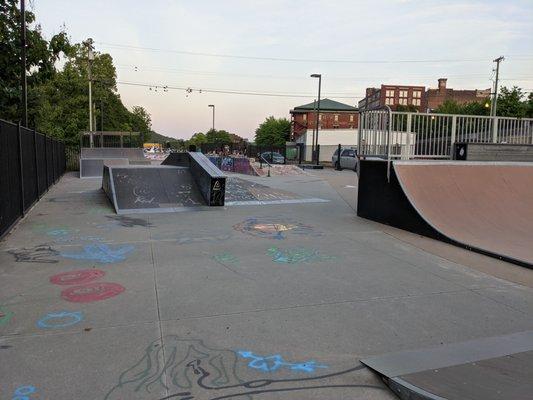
[388,377,448,400]
[360,330,533,379]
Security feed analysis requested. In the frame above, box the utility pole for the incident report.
[491,56,504,117]
[311,74,322,165]
[208,104,215,131]
[86,38,95,146]
[20,0,27,127]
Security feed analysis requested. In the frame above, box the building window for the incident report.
[399,98,408,105]
[413,91,421,98]
[399,90,408,98]
[413,98,421,106]
[334,114,339,122]
[385,89,395,97]
[349,115,354,122]
[302,114,307,121]
[386,97,395,105]
[319,114,322,121]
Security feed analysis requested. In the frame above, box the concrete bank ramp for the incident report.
[357,160,533,267]
[103,165,205,213]
[80,147,148,178]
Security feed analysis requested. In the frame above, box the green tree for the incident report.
[130,106,152,142]
[205,128,232,145]
[496,86,526,118]
[434,99,490,116]
[255,116,290,147]
[526,93,533,118]
[1,0,71,123]
[187,132,207,147]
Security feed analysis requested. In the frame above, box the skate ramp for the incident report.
[362,331,533,400]
[357,160,533,267]
[80,148,146,178]
[103,165,205,213]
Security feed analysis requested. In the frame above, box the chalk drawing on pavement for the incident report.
[8,246,59,263]
[237,351,328,373]
[12,385,36,400]
[50,269,105,285]
[36,311,84,329]
[233,217,322,240]
[0,307,14,326]
[60,244,134,263]
[104,335,383,400]
[267,247,336,264]
[61,282,125,303]
[213,253,239,265]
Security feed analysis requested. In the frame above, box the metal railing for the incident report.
[358,109,533,160]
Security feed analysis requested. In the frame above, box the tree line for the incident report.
[0,0,151,145]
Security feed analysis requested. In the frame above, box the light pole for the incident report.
[310,74,321,165]
[208,104,215,132]
[20,0,27,127]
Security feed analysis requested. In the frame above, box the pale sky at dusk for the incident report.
[35,0,533,140]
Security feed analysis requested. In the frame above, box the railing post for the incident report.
[17,122,25,216]
[450,115,457,159]
[33,128,40,199]
[405,113,412,160]
[51,137,56,183]
[492,116,498,143]
[44,132,49,190]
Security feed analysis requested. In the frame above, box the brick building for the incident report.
[290,98,358,139]
[425,78,491,111]
[358,84,425,112]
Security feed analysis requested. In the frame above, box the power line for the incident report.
[98,42,529,64]
[116,81,364,99]
[115,64,533,82]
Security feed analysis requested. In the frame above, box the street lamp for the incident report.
[310,74,321,165]
[208,104,215,132]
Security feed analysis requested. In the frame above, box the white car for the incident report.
[332,147,358,171]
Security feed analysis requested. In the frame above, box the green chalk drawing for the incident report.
[0,307,14,326]
[213,253,239,264]
[267,247,336,264]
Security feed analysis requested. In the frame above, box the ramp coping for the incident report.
[361,330,533,378]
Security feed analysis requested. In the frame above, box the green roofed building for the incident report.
[290,99,359,162]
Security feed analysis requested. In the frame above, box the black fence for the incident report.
[0,119,66,239]
[199,143,302,164]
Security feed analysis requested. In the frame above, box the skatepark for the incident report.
[1,115,533,400]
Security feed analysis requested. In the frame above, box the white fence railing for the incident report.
[358,109,533,160]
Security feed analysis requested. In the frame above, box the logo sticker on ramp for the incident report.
[213,180,222,191]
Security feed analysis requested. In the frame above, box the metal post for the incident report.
[311,100,316,161]
[33,128,39,198]
[17,123,25,215]
[492,117,499,143]
[405,113,413,160]
[450,115,457,158]
[311,74,322,166]
[44,133,49,189]
[335,143,342,170]
[208,104,215,131]
[20,0,27,127]
[86,39,94,146]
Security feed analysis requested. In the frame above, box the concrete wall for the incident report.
[454,143,533,162]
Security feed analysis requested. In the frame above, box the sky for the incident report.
[35,0,533,140]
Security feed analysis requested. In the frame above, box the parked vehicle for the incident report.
[332,147,358,171]
[259,151,285,164]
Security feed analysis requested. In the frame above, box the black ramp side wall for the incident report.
[357,159,440,239]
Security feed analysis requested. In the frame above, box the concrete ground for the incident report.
[1,170,533,400]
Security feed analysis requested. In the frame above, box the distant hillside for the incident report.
[146,131,181,144]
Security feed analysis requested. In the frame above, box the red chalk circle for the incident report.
[61,282,125,303]
[50,269,105,286]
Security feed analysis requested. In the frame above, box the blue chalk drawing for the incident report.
[60,244,134,263]
[12,385,36,400]
[37,311,84,329]
[267,247,336,264]
[237,351,328,373]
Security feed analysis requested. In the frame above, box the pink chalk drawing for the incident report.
[50,269,105,286]
[61,282,125,303]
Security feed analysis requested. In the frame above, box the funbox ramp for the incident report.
[357,160,533,268]
[102,152,227,213]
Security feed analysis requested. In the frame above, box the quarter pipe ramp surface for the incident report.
[357,160,533,267]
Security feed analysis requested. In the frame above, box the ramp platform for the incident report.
[80,147,147,178]
[357,160,533,268]
[361,330,533,400]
